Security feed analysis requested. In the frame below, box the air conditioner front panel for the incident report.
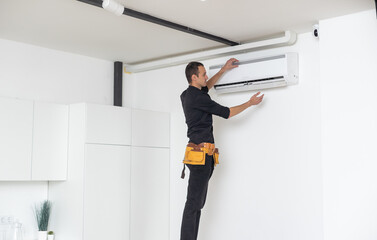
[209,55,288,85]
[209,53,298,93]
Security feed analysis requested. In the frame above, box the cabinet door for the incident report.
[131,146,170,240]
[132,109,170,148]
[84,144,131,240]
[32,102,68,180]
[0,97,33,180]
[86,104,131,145]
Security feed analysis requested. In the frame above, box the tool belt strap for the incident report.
[186,142,218,156]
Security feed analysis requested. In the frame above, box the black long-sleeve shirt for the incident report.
[180,86,230,144]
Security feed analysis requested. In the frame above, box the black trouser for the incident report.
[181,155,215,240]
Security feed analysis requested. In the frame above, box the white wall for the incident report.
[207,34,322,240]
[0,39,114,240]
[320,10,377,240]
[125,32,323,240]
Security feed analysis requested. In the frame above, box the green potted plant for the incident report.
[47,231,54,240]
[34,200,52,240]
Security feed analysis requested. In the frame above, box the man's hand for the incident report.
[248,92,264,106]
[221,58,239,73]
[207,58,239,89]
[228,92,264,118]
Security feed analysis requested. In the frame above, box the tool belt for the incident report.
[181,142,219,179]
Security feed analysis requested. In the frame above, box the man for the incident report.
[180,58,264,240]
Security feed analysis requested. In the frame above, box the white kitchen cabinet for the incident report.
[86,104,132,145]
[84,144,130,240]
[132,109,170,148]
[32,102,68,180]
[49,103,170,240]
[48,144,131,240]
[0,97,33,180]
[49,103,132,240]
[0,97,69,181]
[131,146,170,240]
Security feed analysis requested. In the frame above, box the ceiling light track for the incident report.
[77,0,239,46]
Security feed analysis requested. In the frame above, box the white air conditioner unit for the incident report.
[209,53,299,94]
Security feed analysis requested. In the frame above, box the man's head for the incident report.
[185,62,208,88]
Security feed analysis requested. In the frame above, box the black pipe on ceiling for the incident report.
[77,0,239,46]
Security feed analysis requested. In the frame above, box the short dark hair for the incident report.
[185,62,203,84]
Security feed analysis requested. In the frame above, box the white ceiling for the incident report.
[0,0,374,64]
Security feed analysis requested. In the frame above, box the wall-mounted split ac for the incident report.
[209,53,299,94]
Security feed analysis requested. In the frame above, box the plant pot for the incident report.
[38,231,48,240]
[47,234,54,240]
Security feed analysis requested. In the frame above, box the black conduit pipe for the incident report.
[114,61,123,107]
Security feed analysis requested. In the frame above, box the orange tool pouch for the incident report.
[181,143,219,179]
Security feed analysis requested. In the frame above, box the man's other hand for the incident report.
[249,92,264,106]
